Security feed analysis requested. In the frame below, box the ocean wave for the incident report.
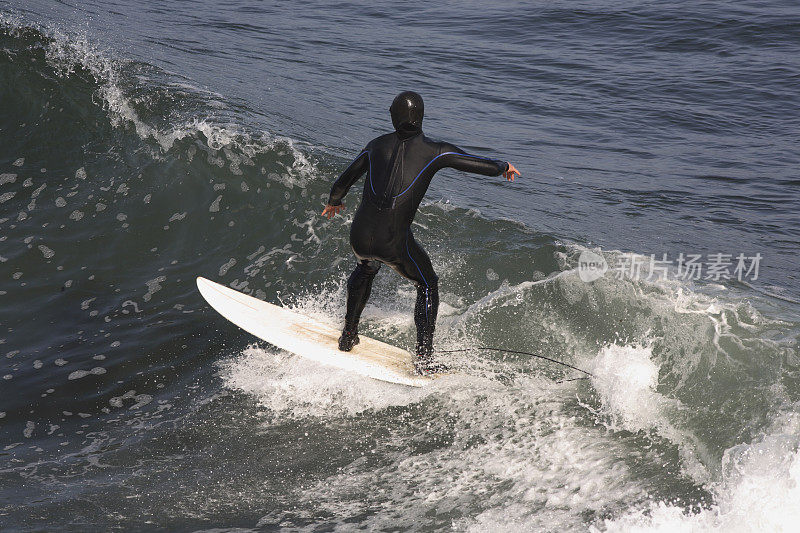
[0,15,316,178]
[593,408,800,532]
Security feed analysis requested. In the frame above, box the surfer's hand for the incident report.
[503,163,520,182]
[321,203,345,219]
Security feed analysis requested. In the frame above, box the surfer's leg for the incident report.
[387,231,441,371]
[345,259,381,330]
[339,259,381,351]
[414,281,439,357]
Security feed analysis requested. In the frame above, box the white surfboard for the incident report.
[196,277,433,387]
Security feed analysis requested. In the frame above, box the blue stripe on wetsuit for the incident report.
[406,230,428,319]
[406,231,427,287]
[393,152,497,199]
[366,151,374,196]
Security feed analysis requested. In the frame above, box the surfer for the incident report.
[321,91,519,374]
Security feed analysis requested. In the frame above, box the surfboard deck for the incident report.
[196,277,434,387]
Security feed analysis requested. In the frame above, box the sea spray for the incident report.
[594,410,800,532]
[589,343,712,485]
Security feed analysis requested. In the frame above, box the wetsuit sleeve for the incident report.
[328,149,369,206]
[437,143,508,177]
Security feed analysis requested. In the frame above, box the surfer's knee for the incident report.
[415,274,438,290]
[348,261,380,289]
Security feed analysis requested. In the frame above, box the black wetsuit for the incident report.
[329,128,508,357]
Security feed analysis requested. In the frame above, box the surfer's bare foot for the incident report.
[338,327,360,351]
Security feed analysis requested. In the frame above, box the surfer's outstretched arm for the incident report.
[438,143,520,181]
[322,149,369,218]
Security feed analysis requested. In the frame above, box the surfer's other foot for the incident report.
[414,357,448,375]
[414,347,448,375]
[338,328,360,351]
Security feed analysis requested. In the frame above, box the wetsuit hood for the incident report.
[390,91,424,135]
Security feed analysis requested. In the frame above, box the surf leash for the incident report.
[436,346,594,379]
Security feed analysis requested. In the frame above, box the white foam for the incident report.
[589,344,711,485]
[263,374,649,532]
[38,244,55,259]
[68,367,106,380]
[143,276,166,302]
[220,345,434,418]
[218,258,236,276]
[590,344,662,432]
[209,195,222,212]
[594,411,800,532]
